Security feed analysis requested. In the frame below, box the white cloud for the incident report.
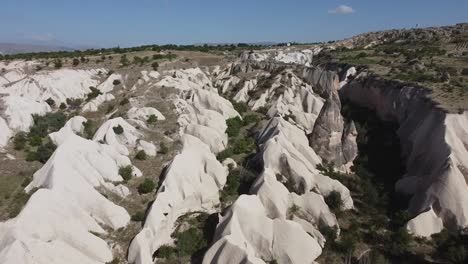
[328,5,355,15]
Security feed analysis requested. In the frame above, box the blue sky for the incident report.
[1,0,467,48]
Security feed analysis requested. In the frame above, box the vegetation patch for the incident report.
[119,166,133,182]
[137,178,156,194]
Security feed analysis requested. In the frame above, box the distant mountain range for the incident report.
[0,43,74,55]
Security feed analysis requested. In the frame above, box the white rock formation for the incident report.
[129,68,239,264]
[3,95,51,132]
[93,117,145,159]
[128,135,228,264]
[49,116,87,145]
[127,107,166,124]
[159,68,239,153]
[0,133,135,264]
[83,94,115,112]
[203,195,322,264]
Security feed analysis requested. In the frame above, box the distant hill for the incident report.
[0,43,74,55]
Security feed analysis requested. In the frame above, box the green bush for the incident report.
[112,79,121,85]
[138,178,156,194]
[220,169,241,199]
[159,142,168,154]
[66,98,83,109]
[319,223,338,248]
[54,59,62,69]
[151,62,159,71]
[13,132,27,150]
[231,101,248,114]
[135,150,147,160]
[462,68,468,76]
[29,112,68,139]
[45,97,55,106]
[388,228,410,256]
[226,117,242,137]
[119,98,129,105]
[324,191,343,212]
[82,121,96,139]
[131,211,146,222]
[242,114,260,126]
[232,137,255,154]
[216,148,233,161]
[29,135,42,146]
[59,102,67,110]
[147,114,158,124]
[119,166,133,182]
[36,141,57,163]
[113,125,124,135]
[26,151,38,162]
[175,227,207,256]
[155,245,177,259]
[72,58,79,66]
[86,87,102,101]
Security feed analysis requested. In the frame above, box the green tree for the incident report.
[135,150,147,160]
[113,125,124,135]
[119,166,133,182]
[325,191,343,212]
[138,178,156,194]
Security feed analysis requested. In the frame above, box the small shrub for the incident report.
[138,178,156,194]
[231,101,248,114]
[159,142,168,154]
[226,117,242,137]
[242,114,260,126]
[151,62,159,71]
[155,245,177,259]
[319,223,338,248]
[135,150,147,160]
[119,98,129,105]
[147,114,158,124]
[54,59,62,69]
[36,141,57,163]
[119,166,133,182]
[232,137,255,154]
[66,98,83,109]
[13,132,27,150]
[59,102,67,110]
[216,148,233,161]
[72,58,80,66]
[388,228,410,256]
[26,151,38,162]
[175,227,207,256]
[113,125,124,135]
[112,79,121,85]
[257,106,269,115]
[86,86,102,101]
[29,135,42,146]
[82,121,96,139]
[131,211,146,222]
[462,68,468,76]
[325,191,343,212]
[45,97,55,106]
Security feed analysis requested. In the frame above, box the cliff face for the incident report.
[340,72,468,237]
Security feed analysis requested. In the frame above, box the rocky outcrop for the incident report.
[341,73,468,237]
[304,67,358,168]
